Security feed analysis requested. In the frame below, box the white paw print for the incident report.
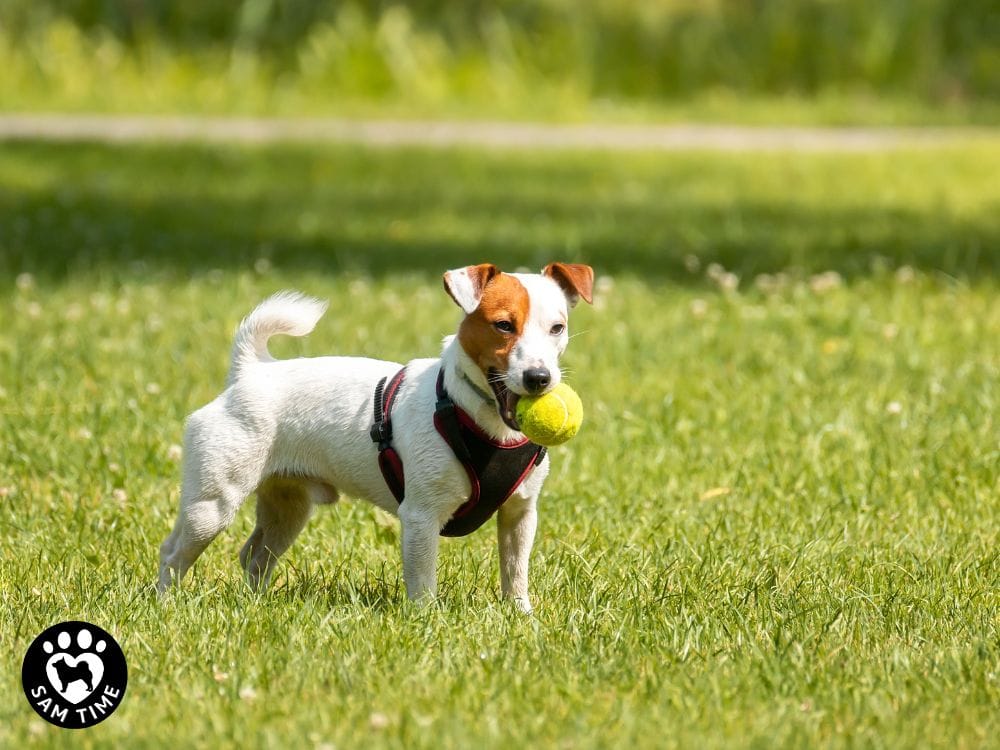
[42,627,107,655]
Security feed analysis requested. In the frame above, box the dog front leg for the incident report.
[497,494,538,614]
[399,501,440,603]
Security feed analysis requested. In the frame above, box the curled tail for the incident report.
[228,291,328,384]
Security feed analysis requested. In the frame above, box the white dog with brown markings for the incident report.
[157,262,593,612]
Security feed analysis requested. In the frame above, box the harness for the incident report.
[370,367,546,537]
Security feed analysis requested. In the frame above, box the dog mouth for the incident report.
[488,368,521,431]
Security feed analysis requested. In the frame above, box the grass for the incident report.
[0,138,998,749]
[2,3,1000,125]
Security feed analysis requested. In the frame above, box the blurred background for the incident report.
[2,0,998,123]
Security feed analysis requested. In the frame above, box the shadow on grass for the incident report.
[1,140,997,283]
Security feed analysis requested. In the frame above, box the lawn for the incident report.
[0,138,997,749]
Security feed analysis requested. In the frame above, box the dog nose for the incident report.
[522,367,551,394]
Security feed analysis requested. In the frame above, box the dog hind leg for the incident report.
[239,477,333,591]
[157,483,250,593]
[157,412,270,593]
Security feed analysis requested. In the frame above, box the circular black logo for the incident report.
[21,621,127,729]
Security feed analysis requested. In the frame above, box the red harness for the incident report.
[370,368,546,537]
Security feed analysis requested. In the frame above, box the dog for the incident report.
[50,656,95,692]
[156,262,593,612]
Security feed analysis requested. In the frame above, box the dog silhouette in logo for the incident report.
[50,655,96,692]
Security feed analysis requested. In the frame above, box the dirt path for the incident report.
[0,113,994,151]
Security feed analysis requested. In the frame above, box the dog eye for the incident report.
[493,320,515,334]
[550,323,565,336]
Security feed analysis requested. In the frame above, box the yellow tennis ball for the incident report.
[516,383,583,446]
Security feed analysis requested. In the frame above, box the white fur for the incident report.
[228,291,328,384]
[504,273,569,395]
[157,270,579,612]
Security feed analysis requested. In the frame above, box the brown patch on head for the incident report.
[456,273,530,375]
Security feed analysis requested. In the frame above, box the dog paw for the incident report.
[506,596,533,615]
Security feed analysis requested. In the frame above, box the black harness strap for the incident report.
[370,368,407,504]
[371,367,546,537]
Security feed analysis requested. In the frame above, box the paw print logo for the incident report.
[42,627,108,704]
[22,621,127,729]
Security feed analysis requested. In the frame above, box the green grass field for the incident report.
[0,138,998,749]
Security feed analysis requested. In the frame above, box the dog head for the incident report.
[443,262,593,430]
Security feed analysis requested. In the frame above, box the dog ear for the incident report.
[543,263,594,307]
[443,264,499,314]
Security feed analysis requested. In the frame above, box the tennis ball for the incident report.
[516,383,583,446]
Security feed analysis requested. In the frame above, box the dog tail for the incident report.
[228,291,328,384]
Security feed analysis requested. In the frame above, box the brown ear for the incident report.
[443,263,500,314]
[543,263,594,306]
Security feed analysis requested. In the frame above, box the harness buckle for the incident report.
[370,420,392,447]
